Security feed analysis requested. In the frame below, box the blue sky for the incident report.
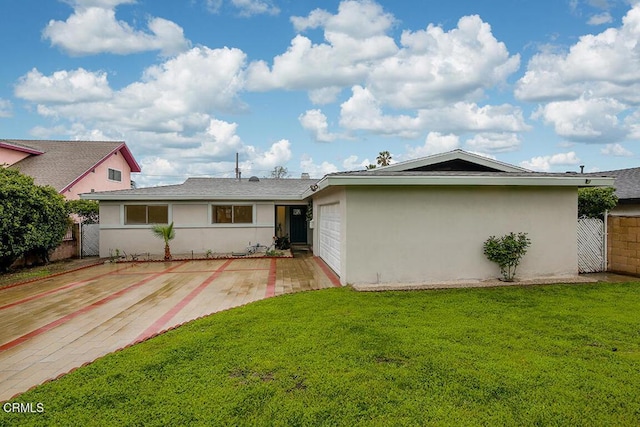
[1,0,640,186]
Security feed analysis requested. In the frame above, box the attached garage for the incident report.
[317,203,341,275]
[308,150,614,287]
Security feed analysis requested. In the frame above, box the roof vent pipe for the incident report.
[580,165,584,174]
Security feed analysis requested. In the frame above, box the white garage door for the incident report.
[318,203,341,276]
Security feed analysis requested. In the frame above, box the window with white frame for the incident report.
[108,168,122,182]
[212,205,253,224]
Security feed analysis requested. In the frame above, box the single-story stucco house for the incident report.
[83,150,614,286]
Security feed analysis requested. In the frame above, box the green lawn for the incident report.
[2,283,639,426]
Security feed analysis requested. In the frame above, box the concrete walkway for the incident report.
[0,256,340,401]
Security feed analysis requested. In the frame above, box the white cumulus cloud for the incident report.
[520,152,581,172]
[368,14,520,109]
[601,143,633,157]
[43,1,190,56]
[15,68,112,103]
[404,132,460,158]
[516,4,640,103]
[465,133,521,153]
[247,0,398,93]
[299,109,342,142]
[299,154,339,178]
[532,96,629,143]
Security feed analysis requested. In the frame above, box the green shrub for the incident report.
[0,168,69,270]
[578,187,617,218]
[483,232,531,281]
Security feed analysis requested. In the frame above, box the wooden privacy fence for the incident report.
[577,217,605,273]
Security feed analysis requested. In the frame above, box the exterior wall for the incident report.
[342,186,578,286]
[610,204,640,216]
[63,150,133,200]
[0,147,31,166]
[11,225,79,268]
[311,187,347,282]
[607,216,640,275]
[98,201,275,257]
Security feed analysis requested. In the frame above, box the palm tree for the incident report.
[377,151,392,167]
[152,222,175,260]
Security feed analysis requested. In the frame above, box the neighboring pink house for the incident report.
[0,139,141,200]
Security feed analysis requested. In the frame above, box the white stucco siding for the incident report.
[609,204,640,216]
[173,204,208,225]
[98,201,275,257]
[343,186,578,285]
[99,203,121,226]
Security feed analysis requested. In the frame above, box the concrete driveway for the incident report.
[0,256,340,401]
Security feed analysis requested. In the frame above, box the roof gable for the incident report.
[5,140,141,193]
[0,140,44,155]
[378,149,529,173]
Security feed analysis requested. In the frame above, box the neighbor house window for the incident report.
[108,168,122,182]
[212,205,253,224]
[125,205,168,225]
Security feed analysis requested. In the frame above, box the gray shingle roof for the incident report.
[587,167,640,200]
[4,140,137,192]
[84,177,319,201]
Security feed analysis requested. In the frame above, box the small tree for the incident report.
[66,199,99,224]
[152,222,175,260]
[483,232,531,281]
[269,166,289,179]
[578,187,617,219]
[365,164,377,170]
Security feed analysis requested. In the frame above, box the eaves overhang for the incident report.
[301,174,615,198]
[80,193,308,201]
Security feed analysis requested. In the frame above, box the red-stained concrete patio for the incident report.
[0,255,340,401]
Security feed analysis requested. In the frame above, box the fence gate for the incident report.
[577,217,605,273]
[81,223,100,257]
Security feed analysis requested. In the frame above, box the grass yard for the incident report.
[1,282,639,426]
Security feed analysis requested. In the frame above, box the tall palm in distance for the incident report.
[376,151,392,167]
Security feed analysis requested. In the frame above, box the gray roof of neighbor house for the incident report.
[3,139,141,193]
[587,167,640,201]
[83,177,319,201]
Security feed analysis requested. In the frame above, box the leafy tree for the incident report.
[365,164,377,170]
[377,151,392,167]
[269,166,289,179]
[152,222,175,260]
[0,168,69,271]
[66,199,99,224]
[578,187,618,219]
[483,232,531,282]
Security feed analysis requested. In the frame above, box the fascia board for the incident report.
[321,175,615,187]
[80,193,308,201]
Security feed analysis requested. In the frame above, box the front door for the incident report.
[289,206,307,243]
